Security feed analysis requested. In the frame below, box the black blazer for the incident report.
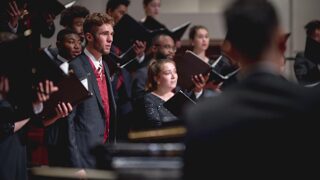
[183,70,320,179]
[67,53,117,168]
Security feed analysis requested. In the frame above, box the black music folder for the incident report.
[104,45,139,76]
[175,50,212,90]
[30,0,76,16]
[142,16,191,41]
[39,73,92,119]
[33,49,67,84]
[209,54,239,84]
[113,14,157,53]
[163,90,196,117]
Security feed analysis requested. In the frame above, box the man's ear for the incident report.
[278,33,290,54]
[85,32,93,42]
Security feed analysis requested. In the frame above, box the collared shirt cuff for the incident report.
[194,90,203,99]
[136,53,145,64]
[33,103,44,114]
[8,22,18,33]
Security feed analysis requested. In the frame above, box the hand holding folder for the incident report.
[175,50,239,90]
[38,73,92,119]
[209,54,240,84]
[175,50,212,90]
[113,14,155,53]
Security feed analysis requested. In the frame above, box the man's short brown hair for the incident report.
[83,13,114,34]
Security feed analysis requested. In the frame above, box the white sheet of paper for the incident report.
[81,78,89,90]
[59,62,69,75]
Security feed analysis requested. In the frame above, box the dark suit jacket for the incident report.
[131,54,157,103]
[131,66,148,103]
[67,53,117,168]
[104,54,133,117]
[111,70,133,141]
[106,54,133,141]
[184,69,320,179]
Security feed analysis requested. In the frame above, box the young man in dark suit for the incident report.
[43,29,81,167]
[183,0,320,179]
[67,13,117,170]
[54,29,82,66]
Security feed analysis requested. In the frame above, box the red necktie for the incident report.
[97,63,103,80]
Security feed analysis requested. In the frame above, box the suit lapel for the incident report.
[80,55,104,109]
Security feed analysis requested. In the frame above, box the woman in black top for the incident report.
[141,59,178,128]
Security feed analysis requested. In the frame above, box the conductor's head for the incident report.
[224,0,286,70]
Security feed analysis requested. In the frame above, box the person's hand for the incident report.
[192,73,209,93]
[7,1,25,28]
[54,102,73,119]
[133,40,146,58]
[35,80,59,103]
[0,76,9,99]
[43,13,55,26]
[75,169,87,180]
[42,102,73,127]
